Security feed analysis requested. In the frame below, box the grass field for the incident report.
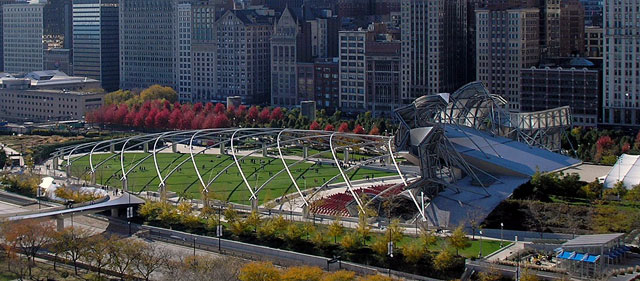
[71,153,395,205]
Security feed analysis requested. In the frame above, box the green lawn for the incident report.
[71,153,395,205]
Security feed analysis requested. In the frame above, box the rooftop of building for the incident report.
[221,7,275,25]
[0,70,99,88]
[562,233,624,247]
[532,57,602,70]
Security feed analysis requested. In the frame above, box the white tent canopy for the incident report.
[603,154,640,189]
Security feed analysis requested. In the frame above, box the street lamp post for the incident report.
[500,222,504,247]
[479,230,483,258]
[218,204,222,252]
[193,236,197,256]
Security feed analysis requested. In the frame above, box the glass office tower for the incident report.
[73,0,119,91]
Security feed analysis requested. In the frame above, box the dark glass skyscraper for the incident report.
[72,0,119,91]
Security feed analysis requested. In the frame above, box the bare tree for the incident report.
[134,243,170,281]
[109,238,143,280]
[55,226,93,275]
[2,219,55,276]
[162,255,243,281]
[85,235,111,278]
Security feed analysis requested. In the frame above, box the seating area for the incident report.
[310,182,407,217]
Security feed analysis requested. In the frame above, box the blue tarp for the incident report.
[584,255,599,263]
[558,251,575,259]
[571,253,586,261]
[557,251,600,263]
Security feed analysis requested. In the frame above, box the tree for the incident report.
[356,212,371,245]
[162,255,243,281]
[247,106,260,123]
[56,227,93,275]
[402,242,426,264]
[520,269,541,281]
[239,261,281,281]
[109,239,142,280]
[140,85,178,103]
[104,90,134,106]
[477,266,502,281]
[340,232,360,252]
[283,224,305,245]
[224,205,239,222]
[270,107,284,121]
[246,210,262,233]
[448,225,471,255]
[320,270,356,281]
[338,122,350,133]
[352,125,365,134]
[385,219,404,244]
[259,108,271,123]
[324,124,335,131]
[369,127,380,135]
[178,201,201,230]
[214,103,226,115]
[358,275,396,281]
[328,218,344,244]
[155,108,171,128]
[310,121,321,130]
[134,243,170,281]
[230,220,250,237]
[86,235,111,278]
[281,266,323,281]
[419,228,438,250]
[2,219,55,276]
[624,184,640,201]
[434,248,455,272]
[371,238,388,257]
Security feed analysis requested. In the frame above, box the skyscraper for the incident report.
[175,2,192,102]
[602,0,640,126]
[579,0,602,27]
[0,0,17,71]
[271,8,299,107]
[400,0,468,104]
[540,0,585,57]
[213,9,273,105]
[3,3,45,73]
[3,0,74,74]
[190,1,222,103]
[73,0,119,91]
[119,0,176,90]
[476,6,540,111]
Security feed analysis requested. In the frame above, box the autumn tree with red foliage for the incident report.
[596,135,616,161]
[310,121,321,130]
[247,106,259,123]
[324,124,335,131]
[259,108,271,123]
[369,126,380,135]
[353,124,365,134]
[338,122,350,133]
[214,103,226,115]
[270,107,284,121]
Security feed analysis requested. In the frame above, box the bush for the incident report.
[1,174,40,197]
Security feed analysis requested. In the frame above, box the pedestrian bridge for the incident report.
[3,193,145,231]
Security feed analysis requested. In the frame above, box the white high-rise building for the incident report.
[338,30,367,110]
[602,0,640,126]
